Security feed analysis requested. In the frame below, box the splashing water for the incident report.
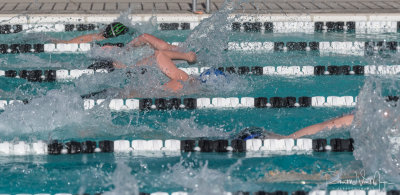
[182,0,238,67]
[103,162,140,195]
[0,88,115,139]
[160,159,243,194]
[163,116,231,138]
[351,77,400,184]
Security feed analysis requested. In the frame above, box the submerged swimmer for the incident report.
[236,98,397,140]
[235,114,354,140]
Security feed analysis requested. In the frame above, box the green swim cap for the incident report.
[103,22,129,38]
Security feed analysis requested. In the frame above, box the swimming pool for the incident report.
[0,6,400,195]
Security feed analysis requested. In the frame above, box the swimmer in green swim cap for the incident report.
[54,22,180,52]
[55,22,131,43]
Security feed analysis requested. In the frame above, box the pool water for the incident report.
[0,9,400,195]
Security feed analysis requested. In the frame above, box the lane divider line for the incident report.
[0,41,398,55]
[0,138,354,156]
[1,65,399,82]
[232,21,399,33]
[1,21,399,34]
[0,95,366,111]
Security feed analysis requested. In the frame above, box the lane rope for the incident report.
[0,41,398,55]
[0,95,369,111]
[0,138,355,156]
[1,21,399,33]
[1,65,399,82]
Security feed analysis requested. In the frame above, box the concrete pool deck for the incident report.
[0,0,399,15]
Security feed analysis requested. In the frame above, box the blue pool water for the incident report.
[1,4,400,195]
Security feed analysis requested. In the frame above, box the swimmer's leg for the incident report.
[128,33,178,51]
[288,114,354,139]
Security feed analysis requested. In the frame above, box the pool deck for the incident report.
[0,0,399,15]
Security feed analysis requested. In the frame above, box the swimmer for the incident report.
[235,114,355,140]
[54,22,130,44]
[236,96,400,140]
[53,22,179,52]
[82,53,227,99]
[82,49,228,98]
[56,22,205,94]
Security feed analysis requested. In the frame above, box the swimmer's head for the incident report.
[103,22,129,38]
[235,127,264,140]
[199,68,226,83]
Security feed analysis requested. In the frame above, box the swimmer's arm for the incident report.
[127,33,178,50]
[127,34,147,47]
[53,33,105,44]
[162,79,184,92]
[287,114,354,139]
